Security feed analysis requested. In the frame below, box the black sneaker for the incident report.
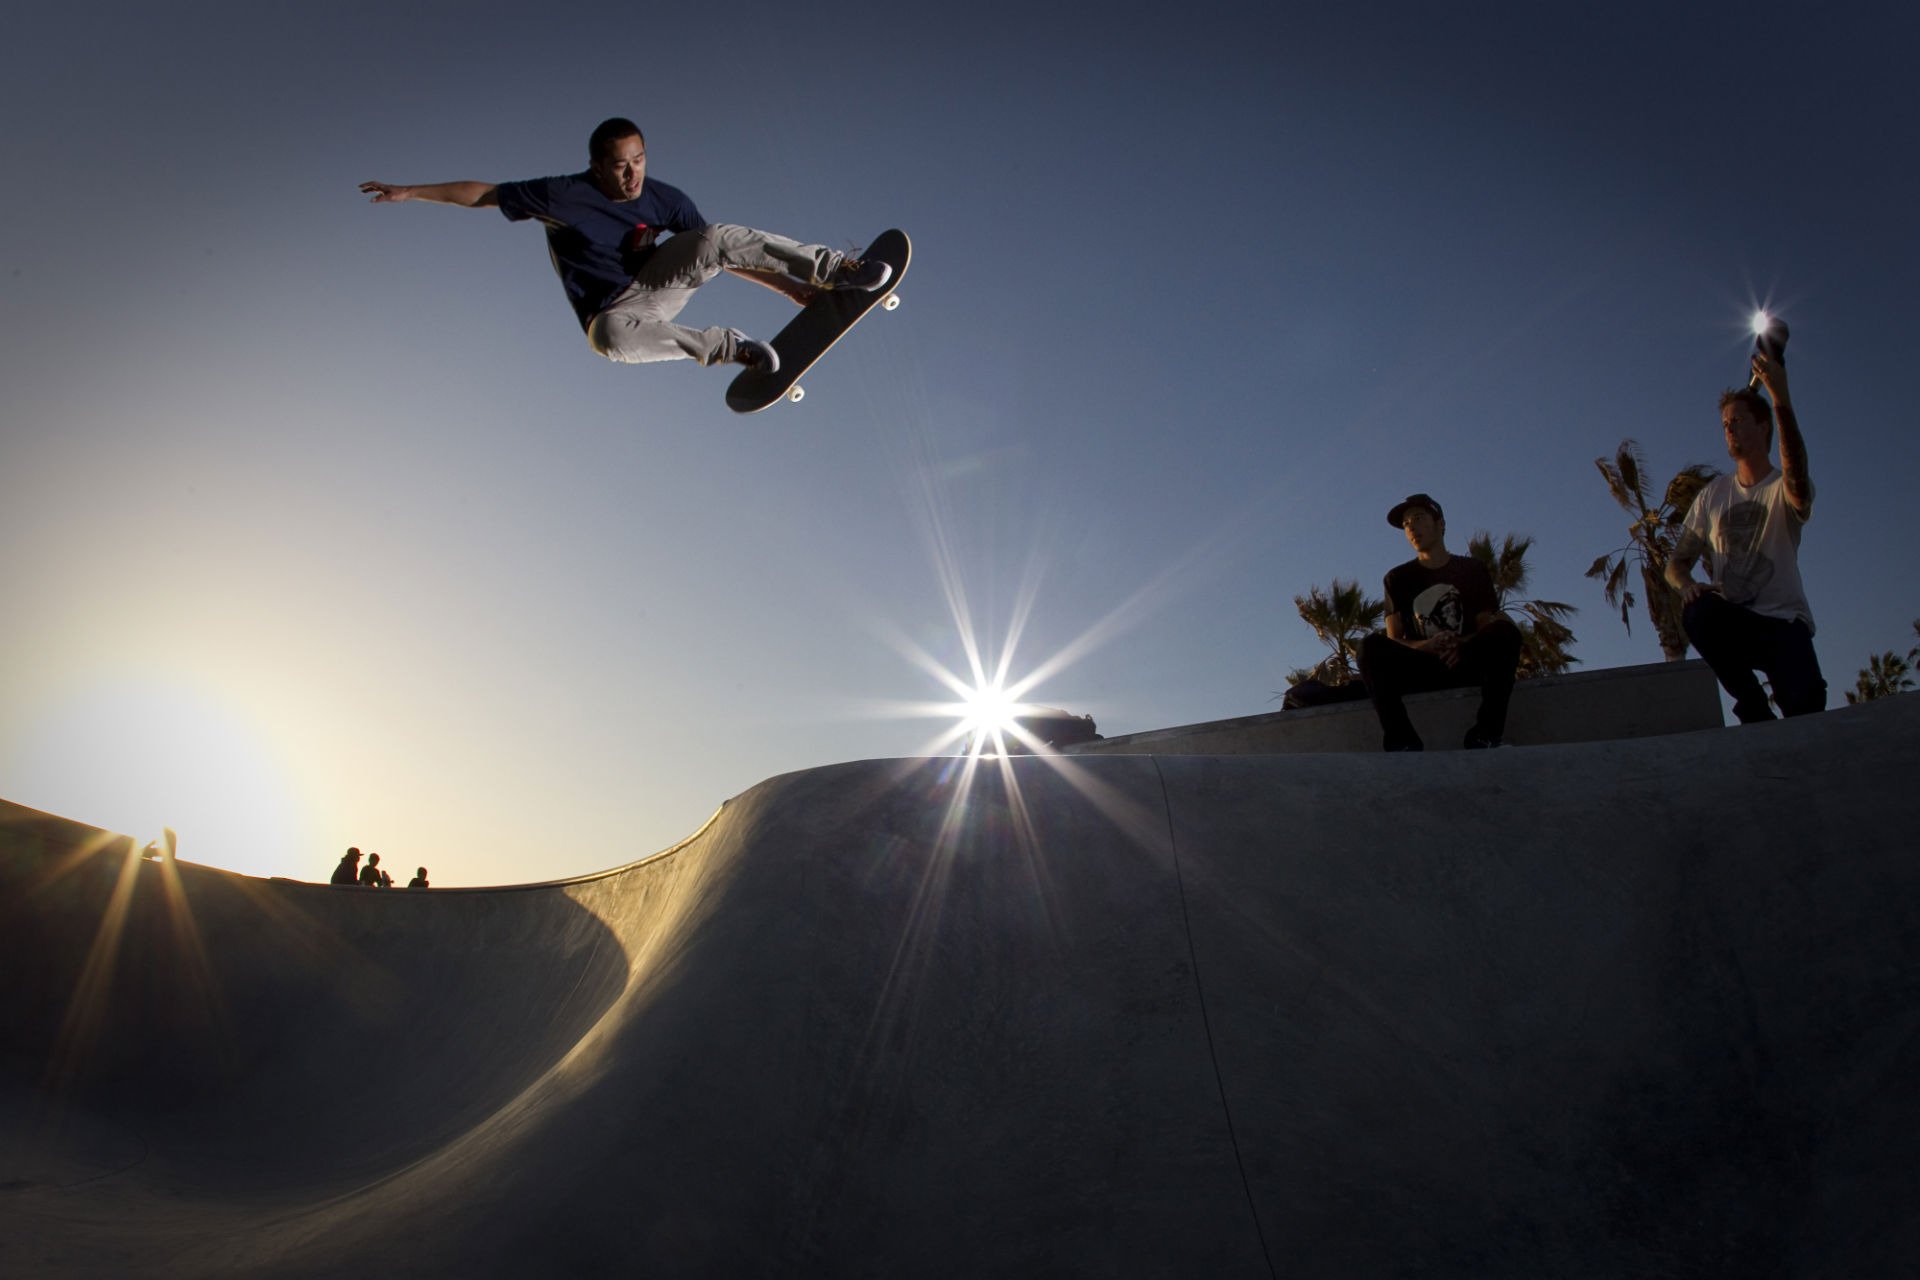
[1462,728,1503,749]
[830,256,892,292]
[727,329,779,374]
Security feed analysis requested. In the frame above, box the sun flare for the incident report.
[960,680,1022,740]
[4,676,312,879]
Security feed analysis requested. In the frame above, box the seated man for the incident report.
[1666,349,1824,721]
[1357,494,1523,751]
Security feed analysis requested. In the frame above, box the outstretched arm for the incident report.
[359,181,499,208]
[1752,352,1812,517]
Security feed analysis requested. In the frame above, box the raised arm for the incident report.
[359,181,499,208]
[1752,351,1812,517]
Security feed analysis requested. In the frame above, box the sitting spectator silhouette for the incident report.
[1357,493,1523,751]
[407,867,430,889]
[359,851,393,888]
[331,847,363,886]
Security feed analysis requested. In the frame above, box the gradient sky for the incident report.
[4,2,1917,886]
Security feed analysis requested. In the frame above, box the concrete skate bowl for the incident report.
[3,695,1917,1278]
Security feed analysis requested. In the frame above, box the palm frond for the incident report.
[1662,465,1718,519]
[1601,557,1629,606]
[1615,443,1643,501]
[1524,598,1578,621]
[1594,457,1632,511]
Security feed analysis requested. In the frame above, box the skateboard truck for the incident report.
[787,291,902,405]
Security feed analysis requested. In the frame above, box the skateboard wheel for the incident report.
[882,293,901,311]
[789,385,805,403]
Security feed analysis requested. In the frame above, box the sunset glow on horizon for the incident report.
[3,674,313,881]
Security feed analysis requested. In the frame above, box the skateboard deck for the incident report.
[725,229,910,414]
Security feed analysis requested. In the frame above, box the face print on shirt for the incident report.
[1411,583,1465,639]
[1719,499,1775,603]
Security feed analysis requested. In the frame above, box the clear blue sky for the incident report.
[4,2,1916,885]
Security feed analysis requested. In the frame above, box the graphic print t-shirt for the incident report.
[1680,469,1815,629]
[1382,555,1499,641]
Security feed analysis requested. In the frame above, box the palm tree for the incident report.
[1468,531,1579,678]
[1290,579,1385,686]
[1846,620,1920,703]
[1588,440,1718,661]
[1847,652,1914,703]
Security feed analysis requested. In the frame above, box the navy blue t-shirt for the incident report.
[495,173,705,329]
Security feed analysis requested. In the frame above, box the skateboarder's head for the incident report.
[1386,493,1447,555]
[589,117,648,201]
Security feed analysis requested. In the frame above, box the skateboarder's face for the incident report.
[591,134,647,201]
[1401,508,1443,555]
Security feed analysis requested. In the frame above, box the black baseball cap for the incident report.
[1386,493,1444,527]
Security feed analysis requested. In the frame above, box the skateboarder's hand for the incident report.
[1427,631,1463,667]
[359,181,413,203]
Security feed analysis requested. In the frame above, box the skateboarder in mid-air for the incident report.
[360,117,892,376]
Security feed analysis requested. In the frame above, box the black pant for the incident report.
[1357,619,1523,750]
[1681,592,1826,722]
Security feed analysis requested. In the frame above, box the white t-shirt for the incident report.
[1681,468,1815,630]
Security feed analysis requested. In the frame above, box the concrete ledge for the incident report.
[1063,659,1724,755]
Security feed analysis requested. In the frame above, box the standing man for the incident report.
[359,117,891,375]
[1667,351,1824,721]
[1357,494,1524,751]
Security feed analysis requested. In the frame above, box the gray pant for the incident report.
[586,224,842,366]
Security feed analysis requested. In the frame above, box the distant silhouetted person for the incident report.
[360,851,391,888]
[331,847,364,886]
[407,867,430,889]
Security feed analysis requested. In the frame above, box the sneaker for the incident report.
[727,329,779,374]
[830,256,892,292]
[1462,728,1503,749]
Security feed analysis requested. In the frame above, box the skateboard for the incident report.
[725,229,910,414]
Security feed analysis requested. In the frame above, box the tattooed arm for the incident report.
[1753,351,1812,518]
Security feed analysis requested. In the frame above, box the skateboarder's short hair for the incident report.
[589,117,646,162]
